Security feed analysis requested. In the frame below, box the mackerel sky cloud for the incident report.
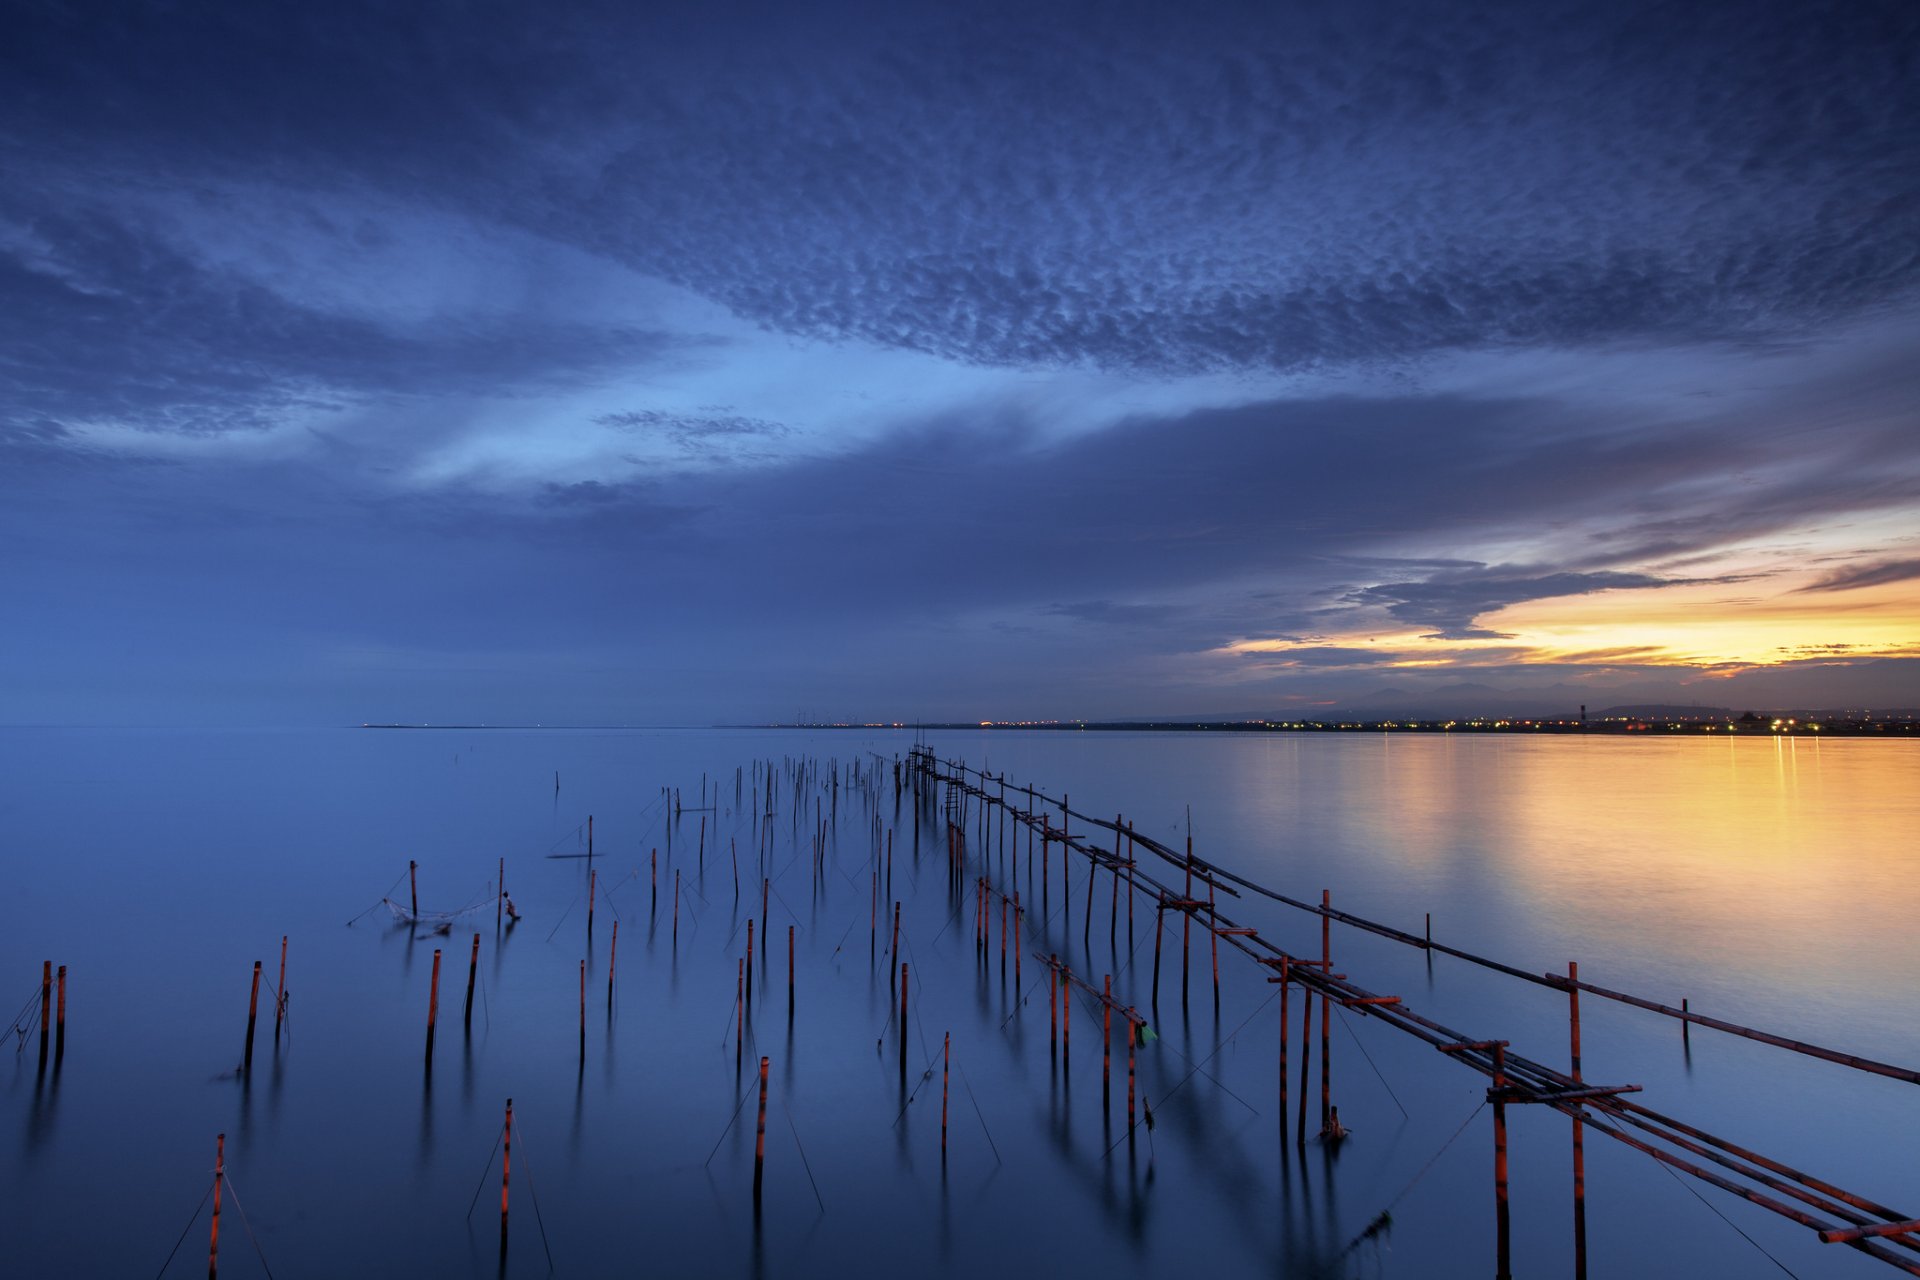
[2,0,1916,723]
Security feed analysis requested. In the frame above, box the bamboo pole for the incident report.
[608,921,619,1007]
[1321,889,1332,1134]
[587,868,596,938]
[244,961,261,1073]
[501,1099,512,1243]
[1494,1042,1513,1280]
[209,1132,224,1279]
[274,937,287,1041]
[1296,989,1312,1145]
[1103,974,1113,1108]
[409,860,418,919]
[942,1032,951,1154]
[1279,956,1290,1132]
[1210,880,1220,1002]
[425,949,441,1069]
[54,965,66,1063]
[1127,1015,1137,1129]
[1571,960,1587,1280]
[465,932,480,1030]
[1182,848,1192,1003]
[753,1055,769,1203]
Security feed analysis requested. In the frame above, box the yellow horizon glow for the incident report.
[1223,564,1920,672]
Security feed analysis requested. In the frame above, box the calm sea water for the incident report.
[1,727,1913,1278]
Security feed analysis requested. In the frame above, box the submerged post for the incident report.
[244,961,261,1073]
[425,949,441,1069]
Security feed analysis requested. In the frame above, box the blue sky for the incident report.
[3,0,1916,723]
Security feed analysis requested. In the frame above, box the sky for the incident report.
[2,0,1917,725]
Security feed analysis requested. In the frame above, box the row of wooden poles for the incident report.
[908,745,1920,1277]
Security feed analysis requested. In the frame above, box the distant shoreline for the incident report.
[358,718,1918,736]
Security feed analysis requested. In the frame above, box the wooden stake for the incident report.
[465,932,480,1030]
[899,963,909,1082]
[1320,890,1332,1134]
[1210,879,1220,1002]
[753,1055,770,1203]
[1571,960,1587,1280]
[1296,988,1312,1146]
[1182,848,1192,1002]
[787,925,795,1013]
[942,1032,951,1154]
[1152,902,1163,1008]
[274,937,287,1041]
[209,1132,224,1280]
[409,859,418,919]
[1049,955,1058,1050]
[607,921,619,1007]
[245,961,261,1073]
[587,868,596,938]
[578,958,586,1060]
[1279,956,1291,1132]
[1103,974,1113,1107]
[1493,1042,1512,1280]
[54,964,66,1062]
[39,960,50,1067]
[425,949,441,1068]
[501,1099,512,1242]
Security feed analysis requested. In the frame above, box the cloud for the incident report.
[5,1,1916,384]
[1342,569,1686,639]
[1795,558,1920,594]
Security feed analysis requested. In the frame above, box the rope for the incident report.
[464,1124,504,1219]
[784,1104,827,1212]
[150,1182,212,1279]
[344,868,409,926]
[955,1060,1003,1164]
[703,1078,760,1166]
[1335,1003,1410,1119]
[221,1174,277,1280]
[1102,988,1276,1157]
[1341,1099,1487,1256]
[1652,1148,1803,1278]
[509,1117,558,1273]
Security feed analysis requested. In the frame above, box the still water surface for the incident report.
[2,727,1913,1278]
